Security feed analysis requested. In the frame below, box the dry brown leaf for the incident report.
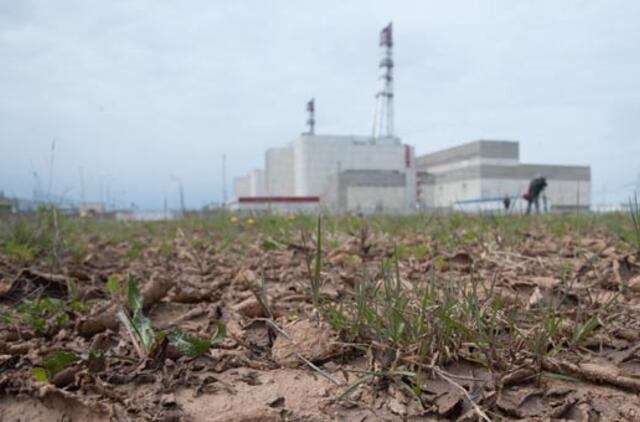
[528,286,545,308]
[271,319,337,367]
[629,275,640,293]
[233,297,268,319]
[529,276,561,289]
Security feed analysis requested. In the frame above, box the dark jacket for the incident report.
[528,177,547,198]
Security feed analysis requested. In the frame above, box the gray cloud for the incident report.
[1,0,639,209]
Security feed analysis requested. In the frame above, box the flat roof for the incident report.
[292,134,402,146]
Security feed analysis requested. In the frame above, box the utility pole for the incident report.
[103,175,116,211]
[163,191,168,220]
[79,167,85,204]
[31,168,42,201]
[100,177,105,206]
[47,139,56,203]
[179,183,185,215]
[170,175,185,216]
[337,160,343,212]
[222,154,227,207]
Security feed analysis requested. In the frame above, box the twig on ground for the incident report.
[543,357,640,392]
[432,366,492,422]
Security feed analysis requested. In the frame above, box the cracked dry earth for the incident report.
[1,218,640,421]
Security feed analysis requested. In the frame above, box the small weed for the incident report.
[33,351,80,382]
[158,239,173,258]
[126,239,144,260]
[0,207,67,264]
[2,240,35,263]
[112,275,225,360]
[628,194,640,254]
[9,297,73,334]
[116,276,156,358]
[302,216,323,308]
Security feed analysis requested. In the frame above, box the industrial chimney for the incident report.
[371,23,394,141]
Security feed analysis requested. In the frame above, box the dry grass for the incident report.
[0,211,639,420]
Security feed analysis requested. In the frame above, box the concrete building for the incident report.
[233,169,267,197]
[228,24,591,215]
[249,169,266,196]
[321,170,409,213]
[265,146,294,196]
[233,175,251,198]
[229,24,413,214]
[416,140,591,212]
[230,134,417,213]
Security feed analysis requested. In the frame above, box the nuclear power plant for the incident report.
[229,24,591,213]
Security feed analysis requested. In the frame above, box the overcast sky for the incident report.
[1,0,639,210]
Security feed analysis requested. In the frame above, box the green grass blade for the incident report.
[42,351,80,375]
[126,275,143,313]
[334,373,374,402]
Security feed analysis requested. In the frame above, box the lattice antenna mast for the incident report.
[306,98,315,135]
[371,23,394,141]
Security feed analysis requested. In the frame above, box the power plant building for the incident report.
[229,134,417,213]
[416,140,591,212]
[229,24,591,214]
[229,23,417,213]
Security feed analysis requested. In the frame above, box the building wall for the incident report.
[417,140,519,169]
[321,170,410,213]
[430,179,483,208]
[233,175,251,198]
[320,173,341,210]
[234,134,416,212]
[427,157,519,174]
[480,164,590,182]
[265,145,294,196]
[292,135,408,197]
[404,145,417,210]
[416,140,591,211]
[249,169,266,196]
[346,186,407,213]
[481,178,591,209]
[420,176,591,210]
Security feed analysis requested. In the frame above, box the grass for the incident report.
[1,277,86,335]
[628,194,640,254]
[301,215,624,403]
[110,275,225,361]
[1,209,635,404]
[24,273,226,385]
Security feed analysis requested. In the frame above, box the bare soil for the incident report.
[1,217,640,421]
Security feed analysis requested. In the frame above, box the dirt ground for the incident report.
[1,215,640,421]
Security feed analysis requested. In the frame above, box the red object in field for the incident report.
[523,192,531,201]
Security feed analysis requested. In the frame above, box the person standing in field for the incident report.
[502,195,511,213]
[524,174,548,215]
